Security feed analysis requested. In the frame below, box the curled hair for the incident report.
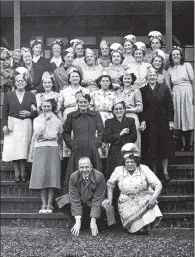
[41,98,57,113]
[30,39,44,54]
[110,51,124,64]
[62,50,74,59]
[169,48,184,67]
[111,101,126,112]
[149,38,163,50]
[122,154,140,167]
[95,75,113,90]
[132,47,146,58]
[21,50,32,63]
[120,72,137,86]
[151,55,164,72]
[41,73,55,91]
[68,70,82,84]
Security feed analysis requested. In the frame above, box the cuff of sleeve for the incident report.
[75,215,82,219]
[90,208,101,219]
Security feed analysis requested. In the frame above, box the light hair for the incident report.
[78,157,92,167]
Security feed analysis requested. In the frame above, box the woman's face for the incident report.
[101,46,109,56]
[75,44,84,57]
[171,49,181,64]
[147,71,158,84]
[64,52,74,66]
[113,103,125,118]
[23,51,32,65]
[13,51,21,63]
[78,97,89,111]
[134,50,144,63]
[52,44,62,57]
[42,101,52,113]
[43,78,53,91]
[123,74,132,87]
[15,75,26,90]
[33,43,42,56]
[100,76,111,90]
[151,38,161,50]
[125,157,137,172]
[69,72,80,85]
[152,56,163,70]
[112,52,122,65]
[124,41,133,54]
[85,53,95,66]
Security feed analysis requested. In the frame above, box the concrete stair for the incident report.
[0,151,194,227]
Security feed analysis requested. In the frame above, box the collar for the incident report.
[72,109,97,117]
[113,115,128,124]
[123,166,140,177]
[78,169,96,184]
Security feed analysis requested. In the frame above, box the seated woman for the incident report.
[54,48,83,92]
[2,73,37,182]
[29,98,63,214]
[104,100,137,180]
[103,143,163,235]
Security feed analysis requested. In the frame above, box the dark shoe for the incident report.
[15,176,21,183]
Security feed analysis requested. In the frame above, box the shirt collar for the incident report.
[78,169,96,184]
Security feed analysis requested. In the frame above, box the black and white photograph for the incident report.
[0,1,194,256]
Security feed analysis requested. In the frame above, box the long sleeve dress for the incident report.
[140,82,174,161]
[104,116,137,179]
[2,91,37,162]
[117,88,143,151]
[168,62,194,131]
[107,164,163,233]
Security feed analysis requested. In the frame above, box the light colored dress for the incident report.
[117,88,143,152]
[73,57,86,68]
[107,64,125,90]
[60,85,89,157]
[90,89,117,158]
[107,165,163,233]
[122,54,135,68]
[82,65,103,88]
[29,113,63,190]
[127,62,152,89]
[168,63,194,131]
[97,56,111,68]
[157,70,171,91]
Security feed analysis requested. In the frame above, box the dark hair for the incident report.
[41,74,55,91]
[122,155,140,166]
[111,51,124,64]
[68,70,82,84]
[151,55,164,72]
[132,48,146,58]
[77,93,91,103]
[149,38,163,49]
[30,40,44,55]
[74,43,84,58]
[169,48,185,67]
[21,50,32,63]
[50,41,64,59]
[120,72,137,86]
[111,101,126,112]
[62,50,74,60]
[96,75,113,90]
[41,98,57,113]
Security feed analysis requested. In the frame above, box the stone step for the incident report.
[162,179,194,195]
[170,151,194,164]
[0,211,193,227]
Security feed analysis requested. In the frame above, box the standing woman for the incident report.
[107,43,125,90]
[70,39,86,68]
[30,39,48,69]
[140,67,174,181]
[82,48,103,92]
[145,31,169,70]
[117,70,143,151]
[127,42,151,90]
[2,74,37,182]
[168,46,194,151]
[63,93,104,193]
[97,40,111,68]
[151,50,171,91]
[46,39,64,74]
[11,49,22,69]
[122,34,136,68]
[29,99,63,214]
[104,100,137,180]
[54,48,83,92]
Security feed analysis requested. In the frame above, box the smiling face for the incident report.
[85,53,95,66]
[41,101,52,113]
[123,74,132,87]
[113,103,125,118]
[100,45,110,57]
[75,44,84,57]
[52,44,62,57]
[69,71,80,85]
[134,49,144,63]
[112,52,122,65]
[124,41,133,54]
[171,49,181,65]
[124,157,137,172]
[23,51,33,65]
[15,75,26,90]
[64,52,74,66]
[151,38,161,50]
[78,96,89,111]
[13,51,21,63]
[78,158,92,180]
[147,70,158,84]
[42,78,53,92]
[100,76,111,90]
[33,43,42,56]
[152,56,163,70]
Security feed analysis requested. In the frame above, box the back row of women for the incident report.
[1,30,194,213]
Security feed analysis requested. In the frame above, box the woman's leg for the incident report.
[40,189,48,206]
[181,131,186,151]
[162,159,170,181]
[20,159,26,181]
[189,130,194,150]
[152,161,157,174]
[12,160,21,182]
[47,188,55,212]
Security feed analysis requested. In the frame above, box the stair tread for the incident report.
[175,151,194,156]
[0,212,66,219]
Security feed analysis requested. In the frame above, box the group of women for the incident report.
[1,30,194,232]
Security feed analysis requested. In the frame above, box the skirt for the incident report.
[2,117,33,162]
[173,83,194,131]
[29,146,61,190]
[118,191,163,233]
